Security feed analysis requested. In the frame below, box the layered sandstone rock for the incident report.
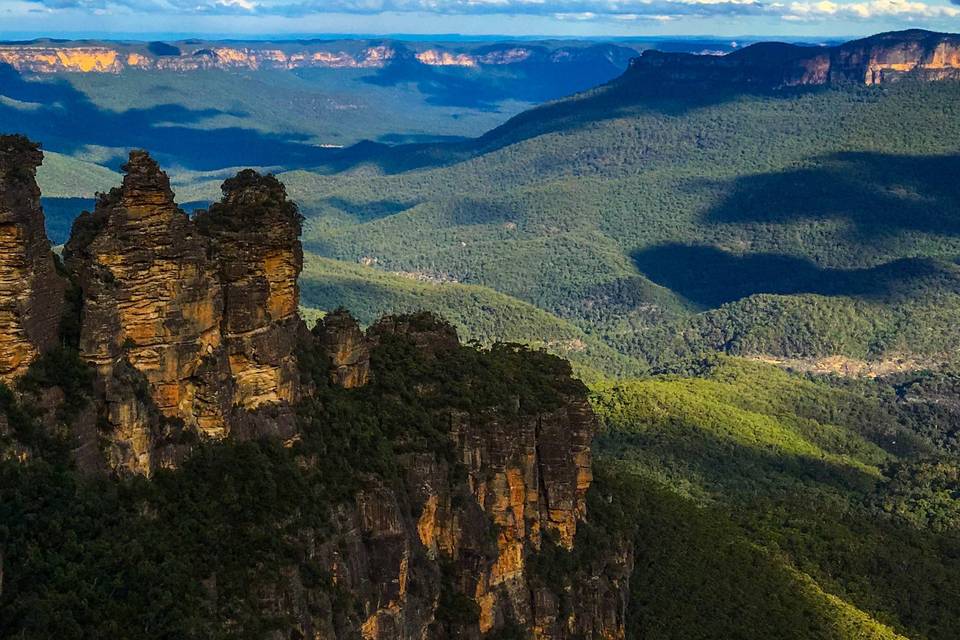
[64,154,304,473]
[196,169,303,415]
[0,40,629,75]
[0,136,65,383]
[313,308,371,388]
[63,151,229,473]
[310,313,627,640]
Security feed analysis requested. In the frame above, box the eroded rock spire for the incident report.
[0,135,65,382]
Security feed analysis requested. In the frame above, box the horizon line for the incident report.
[0,31,858,43]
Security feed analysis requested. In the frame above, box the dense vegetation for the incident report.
[282,78,960,370]
[591,356,960,640]
[300,255,643,379]
[0,316,581,638]
[28,63,960,372]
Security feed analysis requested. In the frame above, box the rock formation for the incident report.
[293,312,630,640]
[0,137,633,638]
[63,151,229,472]
[626,29,960,89]
[63,152,304,473]
[0,135,65,383]
[196,170,303,426]
[313,308,371,388]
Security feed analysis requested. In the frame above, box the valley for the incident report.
[2,27,960,640]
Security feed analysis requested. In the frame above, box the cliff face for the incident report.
[63,152,229,473]
[197,170,303,431]
[0,136,65,383]
[287,314,631,640]
[313,309,371,389]
[0,137,632,638]
[63,152,303,474]
[0,41,632,74]
[626,29,960,89]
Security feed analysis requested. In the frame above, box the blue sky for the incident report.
[1,0,959,38]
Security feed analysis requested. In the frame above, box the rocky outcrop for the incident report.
[63,151,229,473]
[196,170,303,429]
[626,29,960,89]
[0,137,632,638]
[0,136,65,383]
[313,308,371,389]
[63,152,304,474]
[294,312,629,640]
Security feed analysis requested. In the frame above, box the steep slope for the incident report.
[0,135,65,382]
[591,357,960,640]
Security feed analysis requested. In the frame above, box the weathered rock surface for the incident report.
[300,313,630,640]
[197,170,303,417]
[63,153,304,473]
[0,136,65,383]
[63,151,228,473]
[313,308,371,388]
[627,29,960,89]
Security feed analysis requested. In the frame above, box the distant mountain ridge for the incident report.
[627,29,960,88]
[0,38,641,74]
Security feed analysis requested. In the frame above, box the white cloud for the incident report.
[785,0,960,18]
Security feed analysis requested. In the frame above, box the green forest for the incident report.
[592,356,960,640]
[282,78,960,374]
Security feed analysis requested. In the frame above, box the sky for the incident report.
[1,0,959,39]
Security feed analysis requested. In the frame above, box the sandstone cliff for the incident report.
[197,170,304,433]
[285,312,631,640]
[63,152,304,473]
[626,29,960,89]
[0,137,632,639]
[0,40,632,74]
[0,135,65,383]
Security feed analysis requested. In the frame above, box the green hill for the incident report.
[590,357,960,640]
[294,73,960,368]
[36,151,119,198]
[300,255,643,379]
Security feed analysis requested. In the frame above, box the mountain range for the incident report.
[2,28,960,640]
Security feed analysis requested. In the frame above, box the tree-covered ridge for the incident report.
[590,356,960,640]
[293,78,960,368]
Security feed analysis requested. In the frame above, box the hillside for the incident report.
[289,29,960,370]
[591,356,960,640]
[300,255,643,378]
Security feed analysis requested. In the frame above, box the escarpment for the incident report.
[0,136,632,639]
[288,312,631,639]
[626,29,960,89]
[0,135,65,383]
